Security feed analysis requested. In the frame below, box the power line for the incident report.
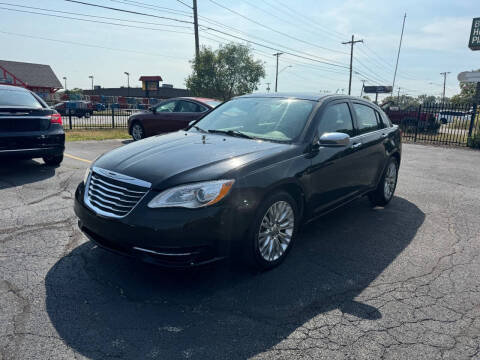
[175,0,192,9]
[63,0,349,69]
[0,30,189,59]
[0,6,194,33]
[107,0,192,17]
[64,0,193,24]
[0,2,192,28]
[238,0,348,53]
[264,0,348,42]
[208,0,348,55]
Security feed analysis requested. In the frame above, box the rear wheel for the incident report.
[43,155,63,167]
[245,191,298,270]
[131,122,145,141]
[368,157,398,206]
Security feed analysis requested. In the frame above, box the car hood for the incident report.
[94,131,294,190]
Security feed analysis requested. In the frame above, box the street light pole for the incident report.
[88,75,94,90]
[124,72,130,96]
[62,77,67,91]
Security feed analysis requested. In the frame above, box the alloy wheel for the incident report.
[132,124,144,140]
[384,162,397,200]
[257,201,295,262]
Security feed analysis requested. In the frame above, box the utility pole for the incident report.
[360,79,367,96]
[193,0,200,58]
[273,52,283,92]
[440,72,450,103]
[392,13,407,95]
[397,87,401,104]
[342,35,363,95]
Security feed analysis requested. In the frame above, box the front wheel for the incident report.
[245,192,298,270]
[131,122,145,141]
[368,157,399,206]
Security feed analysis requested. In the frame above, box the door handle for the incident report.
[381,133,388,138]
[351,142,362,149]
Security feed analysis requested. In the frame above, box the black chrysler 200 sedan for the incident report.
[0,85,64,165]
[74,93,401,270]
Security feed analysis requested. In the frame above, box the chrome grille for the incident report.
[84,167,151,218]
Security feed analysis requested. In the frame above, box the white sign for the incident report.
[457,71,480,83]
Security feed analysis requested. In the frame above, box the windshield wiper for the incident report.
[191,125,208,133]
[207,129,254,139]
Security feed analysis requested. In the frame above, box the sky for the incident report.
[1,0,478,101]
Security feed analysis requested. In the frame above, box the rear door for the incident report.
[351,102,388,190]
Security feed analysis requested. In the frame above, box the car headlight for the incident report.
[83,167,91,185]
[148,180,235,209]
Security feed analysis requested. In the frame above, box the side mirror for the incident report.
[317,132,350,147]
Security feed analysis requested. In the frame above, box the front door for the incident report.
[308,101,363,215]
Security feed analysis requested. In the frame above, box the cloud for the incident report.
[406,17,472,51]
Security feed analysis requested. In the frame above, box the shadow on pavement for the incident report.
[46,196,424,359]
[0,159,56,189]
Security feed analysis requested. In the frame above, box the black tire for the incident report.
[43,155,63,167]
[131,122,145,141]
[244,191,299,271]
[368,157,399,207]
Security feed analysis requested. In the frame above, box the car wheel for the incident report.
[368,157,398,207]
[43,155,63,167]
[245,191,298,270]
[131,122,145,141]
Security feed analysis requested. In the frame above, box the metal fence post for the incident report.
[111,107,115,129]
[414,104,422,143]
[468,103,477,138]
[68,112,72,130]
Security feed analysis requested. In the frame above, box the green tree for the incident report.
[450,82,476,104]
[186,43,265,101]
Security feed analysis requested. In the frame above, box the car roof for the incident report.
[165,97,220,107]
[0,84,30,92]
[236,92,362,102]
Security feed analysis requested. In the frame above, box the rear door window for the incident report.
[0,88,44,108]
[176,100,202,113]
[353,103,380,134]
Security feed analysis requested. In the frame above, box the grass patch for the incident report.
[65,128,130,141]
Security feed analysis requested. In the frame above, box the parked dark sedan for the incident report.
[127,97,220,141]
[53,101,94,118]
[75,93,401,270]
[0,85,65,166]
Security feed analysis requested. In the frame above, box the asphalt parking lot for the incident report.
[1,141,479,360]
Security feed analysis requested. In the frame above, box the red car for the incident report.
[127,97,220,140]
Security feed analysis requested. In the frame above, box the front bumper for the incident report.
[74,182,252,267]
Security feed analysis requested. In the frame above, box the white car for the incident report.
[436,110,470,124]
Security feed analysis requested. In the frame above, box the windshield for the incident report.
[194,97,315,142]
[205,100,221,108]
[0,88,43,108]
